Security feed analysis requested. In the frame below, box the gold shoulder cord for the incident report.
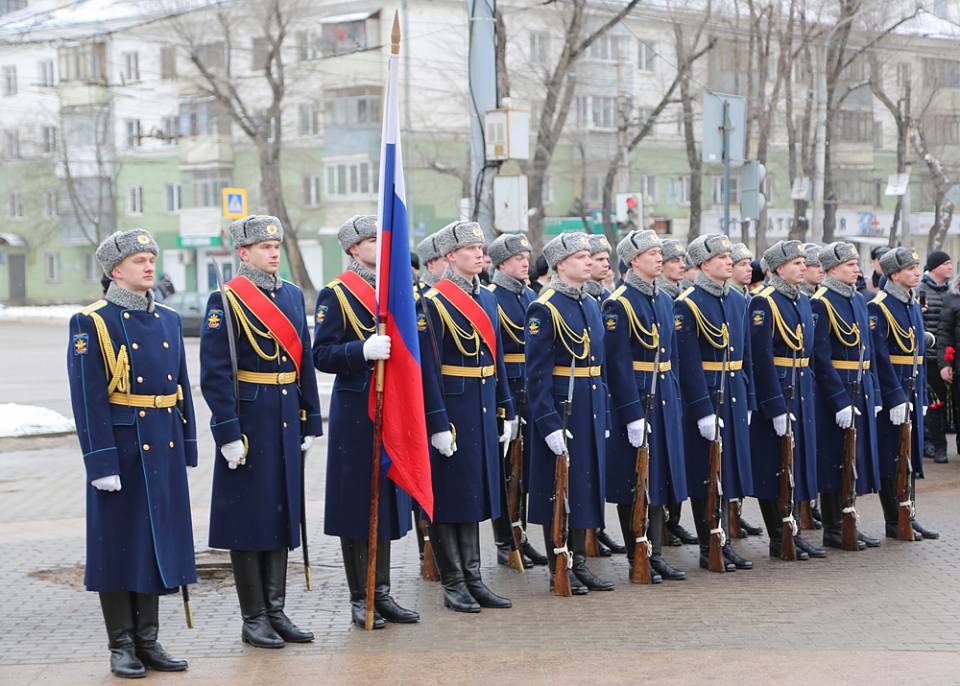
[764,294,803,352]
[88,311,130,395]
[615,295,659,350]
[542,299,590,360]
[427,292,481,358]
[223,289,280,362]
[875,298,915,354]
[498,305,525,346]
[330,282,376,341]
[678,296,729,350]
[816,294,861,348]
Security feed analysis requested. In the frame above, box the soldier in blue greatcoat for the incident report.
[200,215,323,648]
[68,229,196,679]
[810,242,882,550]
[674,234,756,572]
[419,221,517,613]
[312,215,419,629]
[525,232,614,594]
[748,240,825,561]
[603,230,688,583]
[869,247,939,540]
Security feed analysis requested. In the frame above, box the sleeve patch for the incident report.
[206,309,223,330]
[417,312,427,332]
[316,305,329,323]
[527,317,542,336]
[752,310,765,326]
[674,314,683,331]
[869,315,877,331]
[604,313,618,331]
[72,333,89,355]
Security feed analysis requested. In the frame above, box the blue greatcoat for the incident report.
[810,286,882,494]
[868,290,927,479]
[602,283,688,507]
[674,285,755,500]
[419,281,515,524]
[747,287,817,501]
[487,281,537,485]
[312,274,412,541]
[525,287,608,529]
[67,300,197,594]
[200,280,323,551]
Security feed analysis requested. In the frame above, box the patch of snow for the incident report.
[0,304,82,323]
[0,403,75,438]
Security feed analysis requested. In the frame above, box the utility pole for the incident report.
[467,0,497,239]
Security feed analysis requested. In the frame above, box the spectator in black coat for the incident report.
[923,250,953,462]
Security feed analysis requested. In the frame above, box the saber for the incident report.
[210,259,248,465]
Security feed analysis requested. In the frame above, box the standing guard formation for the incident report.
[68,222,943,678]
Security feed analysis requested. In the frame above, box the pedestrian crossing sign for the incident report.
[222,188,247,219]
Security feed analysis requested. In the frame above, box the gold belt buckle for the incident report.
[152,395,161,408]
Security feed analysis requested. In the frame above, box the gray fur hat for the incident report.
[730,242,753,264]
[416,234,442,265]
[763,240,804,273]
[96,229,159,277]
[587,234,612,256]
[488,232,532,267]
[687,233,732,267]
[337,214,377,253]
[661,239,686,263]
[617,230,661,266]
[229,215,284,248]
[802,242,822,267]
[434,220,485,257]
[880,246,920,276]
[819,242,859,271]
[543,232,591,269]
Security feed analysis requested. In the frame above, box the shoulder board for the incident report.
[758,285,775,298]
[156,303,177,313]
[609,284,627,301]
[80,299,107,316]
[324,278,342,289]
[811,286,827,301]
[676,286,695,302]
[281,279,299,290]
[870,291,887,305]
[749,284,765,295]
[425,288,440,300]
[485,283,496,292]
[534,288,555,305]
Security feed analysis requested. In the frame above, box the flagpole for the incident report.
[365,11,402,633]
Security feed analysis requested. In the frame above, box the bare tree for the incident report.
[59,102,117,247]
[912,121,954,252]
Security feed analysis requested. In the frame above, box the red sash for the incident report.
[432,278,497,359]
[336,270,377,317]
[226,276,303,376]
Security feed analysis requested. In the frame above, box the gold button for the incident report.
[143,443,150,451]
[137,376,144,383]
[482,408,487,413]
[661,348,666,353]
[131,343,139,350]
[481,379,487,385]
[592,384,597,390]
[169,441,174,448]
[590,356,595,361]
[138,410,146,417]
[271,292,276,298]
[163,341,169,348]
[282,389,288,395]
[283,421,288,427]
[123,312,130,319]
[154,312,160,318]
[282,355,287,362]
[662,400,666,406]
[167,408,172,414]
[167,374,173,381]
[732,397,737,402]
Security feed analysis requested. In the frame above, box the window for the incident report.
[835,110,873,143]
[160,46,177,80]
[296,31,319,61]
[325,159,378,198]
[45,252,61,283]
[923,58,960,88]
[195,42,225,71]
[165,183,181,212]
[638,174,656,202]
[37,60,55,87]
[251,37,269,70]
[179,100,231,137]
[924,114,960,145]
[57,42,107,83]
[42,188,58,218]
[638,41,656,72]
[529,32,549,64]
[324,94,381,126]
[303,175,321,206]
[125,119,142,148]
[896,62,911,88]
[84,253,99,282]
[162,116,178,145]
[298,102,319,136]
[586,175,603,204]
[7,191,23,218]
[3,129,20,158]
[712,175,740,205]
[121,51,140,83]
[190,170,231,207]
[2,65,15,96]
[321,20,367,56]
[574,96,618,130]
[588,35,629,62]
[0,0,27,13]
[128,185,144,215]
[666,176,690,204]
[873,120,883,148]
[41,125,57,154]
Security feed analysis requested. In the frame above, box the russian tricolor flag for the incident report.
[373,38,433,520]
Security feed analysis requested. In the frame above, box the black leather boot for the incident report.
[99,591,146,679]
[544,523,588,595]
[667,501,699,544]
[691,498,735,571]
[570,528,614,590]
[760,498,806,559]
[858,531,881,547]
[616,504,662,583]
[431,523,480,612]
[880,479,922,540]
[794,534,826,558]
[263,548,314,642]
[230,551,285,647]
[133,593,187,671]
[597,528,626,554]
[521,538,548,566]
[340,538,385,629]
[460,522,511,608]
[374,541,420,623]
[820,491,842,548]
[721,544,752,570]
[493,516,532,568]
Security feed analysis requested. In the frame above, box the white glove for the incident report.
[923,405,928,417]
[221,439,245,470]
[605,429,610,439]
[500,418,518,444]
[772,413,789,437]
[697,415,724,442]
[545,429,572,456]
[747,410,753,425]
[431,430,456,457]
[626,419,646,448]
[363,334,391,361]
[301,435,315,452]
[91,474,121,492]
[834,405,861,429]
[874,405,882,417]
[889,402,909,426]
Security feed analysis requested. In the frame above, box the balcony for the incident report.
[179,135,233,168]
[58,81,110,109]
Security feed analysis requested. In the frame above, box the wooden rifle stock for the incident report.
[629,445,652,583]
[727,501,743,538]
[778,431,798,561]
[799,501,814,530]
[420,519,440,581]
[551,452,572,596]
[705,438,726,573]
[507,436,525,551]
[896,418,915,541]
[584,529,601,557]
[840,425,860,551]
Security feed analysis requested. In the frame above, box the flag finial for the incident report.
[391,12,400,55]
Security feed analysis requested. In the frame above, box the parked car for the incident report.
[163,291,206,337]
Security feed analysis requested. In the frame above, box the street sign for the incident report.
[616,192,643,224]
[885,173,910,197]
[177,235,222,248]
[702,92,746,165]
[790,177,812,201]
[222,188,248,219]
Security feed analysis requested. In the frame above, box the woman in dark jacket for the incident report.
[936,275,960,459]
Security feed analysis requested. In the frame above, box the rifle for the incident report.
[704,331,729,573]
[505,389,527,554]
[727,501,744,538]
[895,313,920,541]
[551,358,576,596]
[840,335,866,551]
[497,409,524,573]
[777,347,799,561]
[629,342,660,584]
[300,413,312,590]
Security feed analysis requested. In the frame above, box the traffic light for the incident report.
[626,196,639,229]
[740,161,766,221]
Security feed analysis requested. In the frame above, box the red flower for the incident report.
[946,346,956,363]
